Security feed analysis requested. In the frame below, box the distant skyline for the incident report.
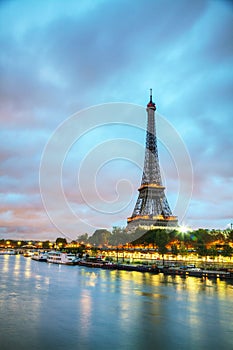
[0,0,233,240]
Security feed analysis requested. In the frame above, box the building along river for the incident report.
[0,254,233,350]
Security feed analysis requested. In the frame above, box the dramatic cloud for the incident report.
[0,0,232,240]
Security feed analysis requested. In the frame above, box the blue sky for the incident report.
[0,0,233,240]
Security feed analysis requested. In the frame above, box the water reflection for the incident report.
[1,254,10,273]
[79,291,92,338]
[13,254,21,276]
[24,256,32,278]
[1,256,233,350]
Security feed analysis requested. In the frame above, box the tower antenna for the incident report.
[150,88,152,102]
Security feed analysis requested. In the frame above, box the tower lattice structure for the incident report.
[127,89,178,230]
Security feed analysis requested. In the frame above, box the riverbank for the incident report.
[2,248,233,280]
[77,258,233,280]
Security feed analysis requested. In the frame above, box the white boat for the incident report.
[31,252,48,262]
[47,251,79,265]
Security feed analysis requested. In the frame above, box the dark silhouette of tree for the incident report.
[208,246,219,259]
[195,243,208,257]
[221,244,233,257]
[171,244,179,257]
[193,229,213,245]
[77,233,89,243]
[110,227,128,246]
[56,237,67,248]
[42,240,51,249]
[179,243,188,258]
[88,229,111,246]
[227,231,233,243]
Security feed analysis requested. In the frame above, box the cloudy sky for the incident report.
[1,0,233,241]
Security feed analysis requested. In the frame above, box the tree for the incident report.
[56,237,67,248]
[171,244,179,257]
[42,240,51,249]
[130,227,148,242]
[195,243,208,257]
[221,244,233,258]
[110,227,128,246]
[77,233,89,243]
[208,246,219,260]
[227,231,233,243]
[88,229,111,246]
[152,230,169,265]
[193,229,213,245]
[179,243,188,258]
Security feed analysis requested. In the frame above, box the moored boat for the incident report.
[31,252,48,262]
[201,270,232,279]
[47,251,79,265]
[161,266,233,279]
[78,257,113,268]
[78,258,159,273]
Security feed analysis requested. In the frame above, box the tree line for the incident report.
[1,227,233,258]
[131,228,233,258]
[76,227,233,255]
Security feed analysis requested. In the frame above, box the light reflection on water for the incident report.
[0,255,233,350]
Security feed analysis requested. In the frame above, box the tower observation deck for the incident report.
[127,89,178,231]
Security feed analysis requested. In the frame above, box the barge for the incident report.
[162,266,233,279]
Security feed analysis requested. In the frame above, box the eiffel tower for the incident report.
[127,89,178,231]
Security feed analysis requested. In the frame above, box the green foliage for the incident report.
[88,229,112,246]
[192,229,213,244]
[1,227,232,260]
[171,244,179,256]
[42,240,51,249]
[154,230,169,255]
[130,229,170,255]
[131,229,178,247]
[85,226,148,247]
[179,244,188,256]
[130,230,155,245]
[208,246,219,258]
[227,231,233,242]
[195,243,208,257]
[110,227,128,246]
[55,237,67,247]
[221,244,233,257]
[76,233,89,243]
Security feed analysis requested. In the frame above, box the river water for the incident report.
[0,255,233,350]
